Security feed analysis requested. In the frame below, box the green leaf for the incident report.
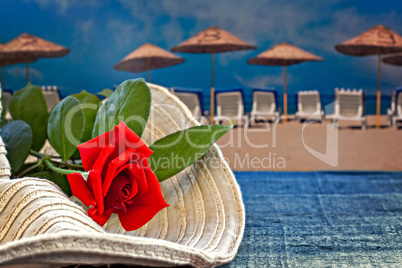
[92,79,151,138]
[1,91,6,119]
[9,84,48,151]
[30,171,72,196]
[97,88,114,98]
[148,124,233,181]
[15,162,37,176]
[0,120,33,174]
[72,90,101,142]
[0,118,8,127]
[47,96,85,161]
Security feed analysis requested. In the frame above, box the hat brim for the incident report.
[0,83,245,267]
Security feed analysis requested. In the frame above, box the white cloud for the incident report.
[159,21,185,46]
[28,0,402,58]
[218,51,251,67]
[28,0,101,14]
[234,73,289,88]
[106,19,137,50]
[7,66,44,81]
[116,0,402,57]
[79,19,94,44]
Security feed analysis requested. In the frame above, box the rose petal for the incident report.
[127,164,148,198]
[88,207,113,226]
[102,148,136,195]
[131,174,138,197]
[67,173,96,208]
[116,121,153,158]
[92,145,116,177]
[77,128,114,171]
[104,173,131,212]
[88,170,105,214]
[115,163,144,200]
[117,168,169,231]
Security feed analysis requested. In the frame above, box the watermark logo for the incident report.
[301,104,338,167]
[233,152,286,169]
[60,101,337,169]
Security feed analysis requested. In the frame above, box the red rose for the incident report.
[67,121,169,231]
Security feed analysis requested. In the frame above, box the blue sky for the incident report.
[1,0,401,99]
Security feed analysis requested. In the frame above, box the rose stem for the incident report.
[43,159,82,175]
[30,149,84,169]
[30,149,44,158]
[16,162,41,177]
[55,161,84,170]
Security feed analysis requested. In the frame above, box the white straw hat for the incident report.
[0,83,245,267]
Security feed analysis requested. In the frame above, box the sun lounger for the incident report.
[214,88,248,126]
[295,90,324,122]
[172,87,208,124]
[388,88,402,128]
[250,88,280,125]
[333,88,367,129]
[41,85,61,111]
[388,89,396,125]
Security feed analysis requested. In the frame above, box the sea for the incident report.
[203,92,392,115]
[3,85,393,115]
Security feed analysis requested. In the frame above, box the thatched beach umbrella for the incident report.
[0,33,70,84]
[0,43,37,87]
[114,43,185,82]
[171,26,256,123]
[335,25,402,128]
[383,53,402,66]
[247,42,323,123]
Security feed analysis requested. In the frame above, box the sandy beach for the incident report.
[32,115,401,172]
[217,115,402,171]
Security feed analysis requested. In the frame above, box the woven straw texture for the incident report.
[114,43,185,72]
[0,33,70,61]
[247,42,323,66]
[335,25,402,56]
[0,83,245,267]
[0,44,37,67]
[171,26,256,53]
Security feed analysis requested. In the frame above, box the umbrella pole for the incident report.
[376,53,381,129]
[26,62,30,84]
[283,65,287,123]
[210,52,215,124]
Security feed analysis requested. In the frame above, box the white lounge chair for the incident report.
[295,90,324,122]
[388,89,402,128]
[332,88,367,129]
[388,90,396,114]
[41,85,61,112]
[250,89,280,125]
[214,90,248,127]
[172,88,208,124]
[174,92,202,118]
